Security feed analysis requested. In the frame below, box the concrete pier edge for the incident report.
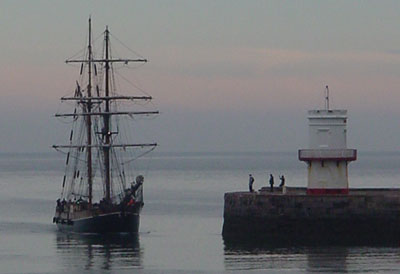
[222,187,400,245]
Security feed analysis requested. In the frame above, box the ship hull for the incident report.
[56,212,140,233]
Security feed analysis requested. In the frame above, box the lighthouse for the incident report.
[223,86,400,243]
[298,86,357,195]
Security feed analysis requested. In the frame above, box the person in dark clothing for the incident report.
[249,174,255,192]
[61,199,66,212]
[269,174,274,192]
[56,199,61,213]
[279,175,285,187]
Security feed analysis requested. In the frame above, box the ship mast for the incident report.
[104,26,111,201]
[87,18,93,206]
[100,26,150,202]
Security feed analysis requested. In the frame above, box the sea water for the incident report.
[0,152,399,273]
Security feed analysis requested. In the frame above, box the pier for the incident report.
[222,187,400,244]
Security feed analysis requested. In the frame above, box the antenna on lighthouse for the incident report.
[325,85,330,111]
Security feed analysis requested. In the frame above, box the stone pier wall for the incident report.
[222,188,400,243]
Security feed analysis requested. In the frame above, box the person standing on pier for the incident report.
[269,174,274,192]
[279,175,285,187]
[249,174,255,192]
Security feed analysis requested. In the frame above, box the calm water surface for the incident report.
[0,152,399,273]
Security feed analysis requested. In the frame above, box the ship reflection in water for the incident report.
[55,232,142,271]
[223,236,400,272]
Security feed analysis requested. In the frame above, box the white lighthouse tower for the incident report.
[298,86,357,195]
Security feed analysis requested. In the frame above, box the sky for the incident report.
[1,1,400,153]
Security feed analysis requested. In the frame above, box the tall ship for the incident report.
[52,19,158,233]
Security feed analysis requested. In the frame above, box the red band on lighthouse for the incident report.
[307,188,349,195]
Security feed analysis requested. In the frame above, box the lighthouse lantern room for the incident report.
[298,86,357,195]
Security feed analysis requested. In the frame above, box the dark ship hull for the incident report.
[53,180,145,234]
[53,201,143,233]
[55,212,140,233]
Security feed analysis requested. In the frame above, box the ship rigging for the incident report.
[53,18,158,233]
